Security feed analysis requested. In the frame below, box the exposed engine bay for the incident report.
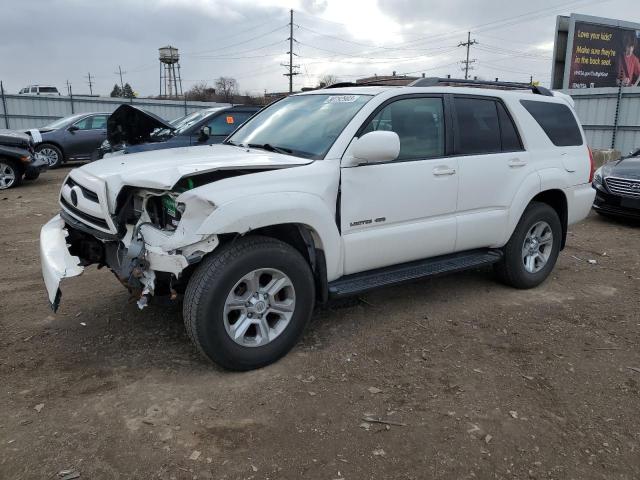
[62,179,220,310]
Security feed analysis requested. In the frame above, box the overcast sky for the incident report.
[1,0,636,96]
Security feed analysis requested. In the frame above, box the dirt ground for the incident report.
[1,167,639,480]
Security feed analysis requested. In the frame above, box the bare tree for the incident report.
[318,74,340,88]
[215,77,239,102]
[184,82,217,101]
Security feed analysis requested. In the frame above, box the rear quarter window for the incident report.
[520,100,583,147]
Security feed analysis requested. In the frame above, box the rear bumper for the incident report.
[40,215,84,311]
[566,183,596,225]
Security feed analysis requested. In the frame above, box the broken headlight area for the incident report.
[64,186,218,309]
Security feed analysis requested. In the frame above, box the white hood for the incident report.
[77,144,313,199]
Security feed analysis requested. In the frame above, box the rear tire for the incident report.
[36,143,63,168]
[495,202,562,289]
[183,235,315,371]
[0,160,22,190]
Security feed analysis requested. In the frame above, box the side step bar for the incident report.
[328,249,503,298]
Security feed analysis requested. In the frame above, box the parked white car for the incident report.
[40,79,595,370]
[18,85,61,96]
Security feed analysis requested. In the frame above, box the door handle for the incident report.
[433,166,456,176]
[508,158,527,168]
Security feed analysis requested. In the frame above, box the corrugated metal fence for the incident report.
[564,87,640,154]
[0,83,229,130]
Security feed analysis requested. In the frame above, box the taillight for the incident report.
[588,147,595,183]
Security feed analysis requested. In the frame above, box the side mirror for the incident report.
[200,126,211,139]
[347,131,400,166]
[68,125,79,132]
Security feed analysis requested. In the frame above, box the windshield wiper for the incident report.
[246,143,293,155]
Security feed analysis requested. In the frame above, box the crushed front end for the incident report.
[40,169,218,311]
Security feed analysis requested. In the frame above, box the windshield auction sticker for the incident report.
[324,95,359,103]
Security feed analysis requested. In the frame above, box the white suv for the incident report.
[18,85,61,96]
[40,78,595,370]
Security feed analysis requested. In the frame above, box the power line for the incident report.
[458,32,478,80]
[85,72,93,95]
[281,9,300,93]
[183,25,289,58]
[115,66,125,91]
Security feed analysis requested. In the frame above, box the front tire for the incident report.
[36,144,63,168]
[0,160,22,190]
[183,236,315,371]
[495,202,562,289]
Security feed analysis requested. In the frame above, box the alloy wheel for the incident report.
[521,220,553,273]
[39,148,59,167]
[0,162,17,189]
[223,268,296,348]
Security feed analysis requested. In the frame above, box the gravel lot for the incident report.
[1,167,639,480]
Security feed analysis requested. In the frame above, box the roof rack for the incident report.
[408,77,553,96]
[323,79,404,89]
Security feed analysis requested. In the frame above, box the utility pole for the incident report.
[458,32,478,80]
[115,65,125,91]
[85,72,93,95]
[281,9,299,93]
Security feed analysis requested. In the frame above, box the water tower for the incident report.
[159,45,183,98]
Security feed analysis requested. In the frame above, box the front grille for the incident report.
[605,177,640,198]
[60,197,110,229]
[65,177,99,203]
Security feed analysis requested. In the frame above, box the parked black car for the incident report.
[95,104,261,159]
[0,130,48,189]
[592,148,640,219]
[26,112,109,168]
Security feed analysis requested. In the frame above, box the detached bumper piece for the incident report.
[593,187,640,220]
[40,215,84,311]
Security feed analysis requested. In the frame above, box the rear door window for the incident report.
[520,100,583,147]
[454,97,501,155]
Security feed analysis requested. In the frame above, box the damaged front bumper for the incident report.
[40,210,219,312]
[40,215,84,311]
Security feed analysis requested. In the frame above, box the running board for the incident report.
[328,249,503,298]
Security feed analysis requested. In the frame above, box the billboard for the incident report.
[552,14,640,90]
[568,22,640,88]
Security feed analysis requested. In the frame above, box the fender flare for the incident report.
[503,171,542,244]
[196,192,343,280]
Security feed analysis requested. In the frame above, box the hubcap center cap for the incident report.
[254,300,268,314]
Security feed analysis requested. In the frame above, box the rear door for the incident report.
[452,95,532,251]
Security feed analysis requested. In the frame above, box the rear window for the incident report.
[520,100,583,147]
[39,87,58,93]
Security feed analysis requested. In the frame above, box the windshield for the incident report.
[227,94,372,159]
[43,113,86,129]
[175,109,223,134]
